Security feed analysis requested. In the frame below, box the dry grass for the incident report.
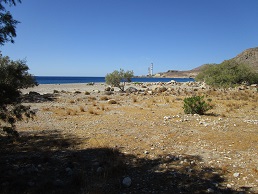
[92,101,97,106]
[88,107,98,115]
[66,108,77,116]
[108,99,117,104]
[69,99,75,104]
[88,96,97,101]
[79,105,85,112]
[132,95,137,102]
[100,96,109,101]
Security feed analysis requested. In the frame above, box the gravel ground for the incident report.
[1,82,257,193]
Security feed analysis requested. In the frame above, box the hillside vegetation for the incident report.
[195,59,258,87]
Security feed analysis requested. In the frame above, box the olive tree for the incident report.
[105,69,134,91]
[0,55,37,136]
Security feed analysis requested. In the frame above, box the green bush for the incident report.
[183,96,213,115]
[195,60,258,87]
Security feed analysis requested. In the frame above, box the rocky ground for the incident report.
[0,82,258,194]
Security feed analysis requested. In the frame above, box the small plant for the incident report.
[183,96,213,115]
[100,96,109,101]
[132,96,137,102]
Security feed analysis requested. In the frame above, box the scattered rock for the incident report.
[144,150,149,154]
[233,172,240,178]
[126,87,138,93]
[65,167,73,176]
[122,177,132,187]
[207,188,214,193]
[226,183,232,188]
[164,116,171,120]
[97,167,103,173]
[54,179,64,187]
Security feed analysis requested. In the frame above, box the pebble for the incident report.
[226,183,232,188]
[122,177,132,187]
[97,167,103,173]
[65,167,73,176]
[233,172,240,178]
[207,188,214,193]
[54,179,64,187]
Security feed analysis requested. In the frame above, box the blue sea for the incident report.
[35,76,195,84]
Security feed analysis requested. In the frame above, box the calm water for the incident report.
[35,76,195,84]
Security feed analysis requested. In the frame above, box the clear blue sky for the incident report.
[1,0,258,76]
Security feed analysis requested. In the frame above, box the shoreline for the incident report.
[22,83,109,94]
[22,81,192,94]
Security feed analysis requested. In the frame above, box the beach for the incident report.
[2,82,258,193]
[22,83,111,94]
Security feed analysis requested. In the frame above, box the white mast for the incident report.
[150,63,153,76]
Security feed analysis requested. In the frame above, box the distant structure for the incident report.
[148,63,153,76]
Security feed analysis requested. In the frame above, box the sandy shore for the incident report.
[22,83,112,94]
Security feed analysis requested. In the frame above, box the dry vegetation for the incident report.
[1,84,258,193]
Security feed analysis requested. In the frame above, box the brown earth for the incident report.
[1,83,258,193]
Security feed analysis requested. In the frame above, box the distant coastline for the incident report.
[35,76,195,85]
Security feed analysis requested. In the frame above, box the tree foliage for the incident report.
[0,0,21,45]
[0,54,37,137]
[195,60,258,87]
[105,69,134,91]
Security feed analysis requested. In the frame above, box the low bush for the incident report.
[183,96,213,115]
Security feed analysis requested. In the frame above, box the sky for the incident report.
[1,0,258,76]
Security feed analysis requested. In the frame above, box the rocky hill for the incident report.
[159,47,258,78]
[232,47,258,72]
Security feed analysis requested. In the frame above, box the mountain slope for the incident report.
[158,47,258,78]
[231,47,258,71]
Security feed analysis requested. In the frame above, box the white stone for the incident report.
[207,188,214,193]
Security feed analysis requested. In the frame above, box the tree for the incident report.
[195,60,258,87]
[105,69,134,91]
[0,55,37,137]
[0,0,21,45]
[0,0,37,137]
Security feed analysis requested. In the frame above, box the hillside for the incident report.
[159,47,258,78]
[232,47,258,72]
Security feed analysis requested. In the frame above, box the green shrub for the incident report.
[196,60,258,87]
[183,96,213,115]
